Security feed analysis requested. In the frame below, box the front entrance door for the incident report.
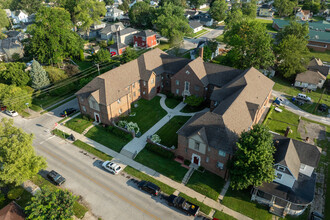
[193,156,199,165]
[94,113,100,123]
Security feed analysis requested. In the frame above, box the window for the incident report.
[82,106,86,112]
[176,80,180,86]
[276,173,282,179]
[133,91,136,97]
[119,108,122,114]
[132,82,135,88]
[206,157,209,163]
[143,81,146,86]
[217,162,224,169]
[161,76,164,80]
[218,150,226,157]
[278,166,286,172]
[117,98,121,104]
[151,78,154,84]
[186,70,190,75]
[195,85,200,91]
[176,89,179,95]
[194,142,200,151]
[143,91,146,95]
[184,81,190,91]
[126,86,130,90]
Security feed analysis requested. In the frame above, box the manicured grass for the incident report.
[85,125,132,153]
[178,192,212,215]
[181,102,208,113]
[123,96,167,135]
[309,50,330,63]
[65,115,93,134]
[188,29,209,38]
[73,201,89,218]
[32,92,76,111]
[264,106,302,140]
[157,41,171,51]
[214,210,237,220]
[135,148,187,182]
[40,96,77,114]
[155,116,191,148]
[256,18,278,33]
[215,34,224,42]
[164,97,181,109]
[222,188,272,220]
[73,140,113,161]
[124,166,176,195]
[52,129,70,139]
[76,61,94,71]
[186,170,226,201]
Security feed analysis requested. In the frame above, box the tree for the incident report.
[118,0,130,12]
[273,0,296,17]
[30,60,50,89]
[45,66,68,83]
[302,1,320,14]
[27,7,83,64]
[159,0,186,7]
[230,124,275,190]
[224,3,244,29]
[129,2,155,29]
[276,21,309,42]
[0,9,9,32]
[209,0,227,22]
[0,62,30,86]
[0,84,33,111]
[0,118,46,186]
[224,20,275,69]
[93,48,112,63]
[12,0,42,14]
[189,0,206,10]
[276,35,309,78]
[103,0,114,5]
[25,188,77,219]
[184,95,203,106]
[122,47,138,63]
[154,3,191,46]
[241,0,257,19]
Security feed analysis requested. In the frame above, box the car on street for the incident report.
[4,110,18,117]
[137,180,161,196]
[60,108,77,117]
[318,104,327,112]
[296,93,311,102]
[102,161,122,174]
[47,170,66,185]
[167,194,200,216]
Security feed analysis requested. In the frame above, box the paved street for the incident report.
[1,104,194,220]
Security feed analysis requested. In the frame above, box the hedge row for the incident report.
[145,143,174,159]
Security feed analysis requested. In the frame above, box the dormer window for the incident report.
[278,166,286,172]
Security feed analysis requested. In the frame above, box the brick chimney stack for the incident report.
[199,47,204,60]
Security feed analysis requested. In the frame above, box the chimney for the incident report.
[199,47,204,60]
[284,126,290,137]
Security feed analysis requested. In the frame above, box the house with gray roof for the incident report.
[251,134,321,217]
[0,37,24,62]
[189,20,203,33]
[105,6,124,21]
[100,22,125,40]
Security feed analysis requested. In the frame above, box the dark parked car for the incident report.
[167,194,200,216]
[60,108,77,117]
[47,170,66,185]
[137,181,160,196]
[318,104,327,112]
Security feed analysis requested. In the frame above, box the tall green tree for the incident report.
[122,47,138,63]
[129,2,155,29]
[29,60,50,89]
[241,0,257,19]
[224,20,275,69]
[273,0,296,17]
[276,35,309,78]
[159,0,186,7]
[230,124,275,190]
[224,3,244,29]
[209,0,227,22]
[11,0,42,14]
[104,0,114,5]
[27,7,83,64]
[118,0,130,12]
[93,48,112,63]
[276,21,309,42]
[0,84,33,111]
[25,188,77,219]
[154,3,191,46]
[0,118,46,186]
[0,9,9,33]
[189,0,206,9]
[0,62,30,86]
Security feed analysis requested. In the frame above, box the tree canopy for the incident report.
[27,7,83,64]
[241,0,257,19]
[103,0,114,5]
[30,60,50,89]
[122,47,138,63]
[0,9,9,34]
[273,0,296,17]
[118,0,130,12]
[0,62,30,86]
[224,3,244,29]
[0,118,46,186]
[209,0,227,22]
[11,0,42,14]
[25,188,77,219]
[93,48,112,63]
[189,0,206,9]
[224,20,275,69]
[129,2,155,29]
[230,124,276,190]
[276,20,309,42]
[159,0,186,7]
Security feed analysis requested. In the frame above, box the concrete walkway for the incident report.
[218,180,230,201]
[272,90,330,126]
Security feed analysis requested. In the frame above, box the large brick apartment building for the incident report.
[76,48,274,178]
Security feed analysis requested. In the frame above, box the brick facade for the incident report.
[133,35,158,48]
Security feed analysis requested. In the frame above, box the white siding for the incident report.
[274,170,295,188]
[299,164,314,177]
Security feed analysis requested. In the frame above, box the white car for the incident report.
[102,161,122,174]
[5,110,18,117]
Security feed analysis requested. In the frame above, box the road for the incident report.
[2,102,195,220]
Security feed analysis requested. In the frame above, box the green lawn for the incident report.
[186,170,226,201]
[157,41,171,51]
[256,18,278,33]
[52,129,70,139]
[75,61,94,71]
[73,140,113,161]
[65,114,93,134]
[188,29,209,38]
[214,210,237,220]
[40,96,77,114]
[178,192,212,215]
[124,166,176,195]
[85,125,132,153]
[309,50,330,63]
[32,92,76,111]
[73,201,89,218]
[164,97,181,109]
[123,96,167,135]
[135,148,188,182]
[215,34,224,43]
[222,188,272,220]
[155,116,191,148]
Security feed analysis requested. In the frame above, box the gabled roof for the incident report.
[0,201,25,220]
[295,70,326,84]
[137,48,167,81]
[100,22,124,35]
[189,20,203,29]
[118,27,138,36]
[308,58,330,76]
[134,30,157,37]
[186,57,208,86]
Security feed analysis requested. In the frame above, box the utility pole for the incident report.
[96,63,100,75]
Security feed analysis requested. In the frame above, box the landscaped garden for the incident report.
[122,96,167,134]
[155,116,191,148]
[85,125,132,152]
[65,115,93,134]
[186,170,226,201]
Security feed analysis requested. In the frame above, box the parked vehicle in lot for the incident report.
[60,108,77,117]
[4,110,18,117]
[137,181,160,196]
[296,93,311,102]
[47,170,66,185]
[167,194,200,216]
[318,104,327,112]
[273,97,284,105]
[102,161,122,174]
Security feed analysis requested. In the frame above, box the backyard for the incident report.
[155,116,191,148]
[309,50,330,63]
[256,18,278,33]
[122,96,167,134]
[65,114,93,134]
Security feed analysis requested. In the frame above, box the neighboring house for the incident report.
[251,134,321,217]
[0,37,24,62]
[109,42,128,56]
[105,6,124,21]
[0,201,25,220]
[296,9,311,21]
[259,4,274,17]
[11,10,29,24]
[76,49,274,181]
[200,17,213,26]
[307,58,330,77]
[100,22,125,40]
[260,67,275,78]
[5,31,27,41]
[272,19,330,52]
[185,10,199,19]
[189,20,203,33]
[133,30,158,48]
[113,27,139,45]
[294,70,326,90]
[79,22,107,39]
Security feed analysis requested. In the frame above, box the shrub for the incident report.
[107,126,132,141]
[184,159,191,166]
[45,66,68,83]
[151,134,161,143]
[145,143,174,159]
[64,64,80,76]
[0,193,5,204]
[11,53,21,61]
[126,122,140,134]
[118,120,128,128]
[7,187,24,200]
[184,95,203,107]
[80,49,85,61]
